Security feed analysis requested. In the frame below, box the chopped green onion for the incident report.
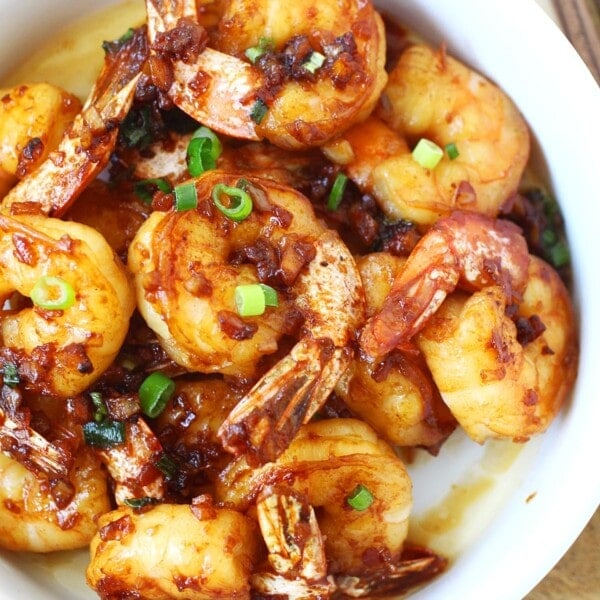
[245,36,273,64]
[346,484,374,511]
[139,372,176,418]
[90,391,108,423]
[212,183,253,222]
[124,497,161,509]
[327,173,348,210]
[412,138,444,169]
[102,28,135,54]
[83,420,126,448]
[30,276,75,310]
[549,241,570,268]
[445,142,459,160]
[187,126,222,176]
[2,363,19,388]
[134,178,172,204]
[250,99,268,124]
[541,228,558,246]
[120,106,153,149]
[303,51,326,74]
[174,182,198,211]
[155,453,178,479]
[259,283,279,307]
[235,284,267,317]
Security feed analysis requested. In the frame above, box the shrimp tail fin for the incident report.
[218,338,352,465]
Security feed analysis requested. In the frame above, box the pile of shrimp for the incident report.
[0,1,578,598]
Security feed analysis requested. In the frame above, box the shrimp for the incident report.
[323,44,530,224]
[217,418,413,578]
[1,26,147,217]
[0,83,82,197]
[86,496,262,600]
[359,211,530,359]
[128,169,365,463]
[416,255,578,443]
[0,214,135,397]
[0,448,111,552]
[336,252,456,450]
[145,0,387,149]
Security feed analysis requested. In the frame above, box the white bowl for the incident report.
[0,1,599,599]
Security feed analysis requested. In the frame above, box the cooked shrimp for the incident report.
[0,214,135,397]
[0,83,82,197]
[323,44,530,224]
[0,448,111,552]
[336,252,456,450]
[218,418,413,577]
[86,497,262,600]
[1,27,146,217]
[145,0,387,149]
[417,255,578,443]
[359,211,530,359]
[129,169,365,463]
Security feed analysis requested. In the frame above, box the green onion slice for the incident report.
[259,283,279,307]
[83,420,126,448]
[303,51,326,74]
[139,372,176,418]
[412,138,444,169]
[30,276,75,310]
[134,178,172,204]
[235,284,267,317]
[187,126,222,176]
[346,484,374,511]
[327,173,348,211]
[174,182,198,211]
[245,37,273,64]
[549,241,570,268]
[212,183,253,221]
[445,142,460,160]
[250,99,268,124]
[155,453,178,479]
[124,497,161,509]
[2,362,19,388]
[90,391,108,423]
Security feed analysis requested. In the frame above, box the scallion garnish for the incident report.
[346,484,374,511]
[327,173,348,211]
[139,372,176,418]
[134,178,172,204]
[30,276,75,311]
[2,362,19,388]
[245,36,273,64]
[155,453,178,479]
[124,497,161,509]
[212,183,253,221]
[83,420,126,448]
[250,99,268,124]
[173,182,198,211]
[186,126,223,176]
[445,142,460,160]
[549,241,570,268]
[90,391,108,423]
[303,51,326,74]
[234,283,278,317]
[412,138,444,169]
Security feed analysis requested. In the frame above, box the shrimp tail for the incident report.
[0,408,70,479]
[1,27,146,217]
[218,338,353,465]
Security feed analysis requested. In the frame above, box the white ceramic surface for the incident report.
[0,1,599,599]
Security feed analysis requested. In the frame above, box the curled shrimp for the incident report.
[0,214,135,397]
[86,496,262,600]
[129,170,364,463]
[324,44,530,224]
[359,211,530,359]
[0,448,110,552]
[218,418,413,578]
[336,252,457,450]
[145,0,387,149]
[1,26,146,217]
[0,82,82,197]
[417,255,578,443]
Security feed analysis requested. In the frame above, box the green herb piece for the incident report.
[30,276,75,310]
[2,363,19,388]
[83,420,126,448]
[139,372,176,418]
[134,178,172,204]
[212,183,253,221]
[327,173,348,210]
[250,99,268,124]
[346,484,374,511]
[174,182,198,211]
[412,138,444,169]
